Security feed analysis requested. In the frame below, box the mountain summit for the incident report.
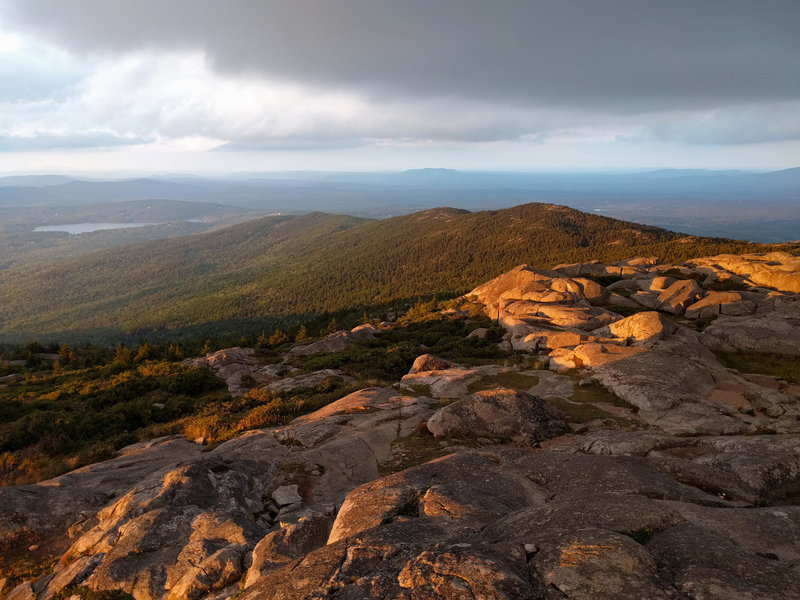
[2,250,799,599]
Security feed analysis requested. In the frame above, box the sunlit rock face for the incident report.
[3,251,800,600]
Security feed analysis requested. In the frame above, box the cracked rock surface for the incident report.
[3,251,800,599]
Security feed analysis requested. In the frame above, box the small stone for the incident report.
[272,485,303,507]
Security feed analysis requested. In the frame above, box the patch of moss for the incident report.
[466,371,540,393]
[713,350,800,385]
[400,383,432,398]
[52,586,135,600]
[547,381,639,428]
[571,382,632,410]
[379,431,448,475]
[547,396,617,424]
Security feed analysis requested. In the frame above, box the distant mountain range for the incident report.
[0,202,783,344]
[1,168,797,241]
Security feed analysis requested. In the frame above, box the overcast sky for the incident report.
[1,0,799,174]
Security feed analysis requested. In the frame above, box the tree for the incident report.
[134,342,151,363]
[201,340,212,356]
[166,343,182,361]
[114,343,133,365]
[256,331,269,348]
[58,343,75,364]
[269,329,288,346]
[295,325,309,342]
[326,318,339,336]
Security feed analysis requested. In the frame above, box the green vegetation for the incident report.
[289,304,507,385]
[181,378,363,448]
[0,357,226,486]
[0,300,505,486]
[548,382,640,428]
[1,203,789,344]
[51,586,135,600]
[713,350,800,384]
[466,372,540,393]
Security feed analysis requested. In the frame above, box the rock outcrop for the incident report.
[3,250,800,600]
[426,389,567,444]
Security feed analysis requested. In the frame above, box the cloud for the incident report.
[0,131,151,151]
[0,0,798,166]
[3,0,799,113]
[0,49,589,150]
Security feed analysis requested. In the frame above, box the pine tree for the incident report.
[134,342,151,363]
[326,318,339,336]
[166,343,182,361]
[256,331,269,348]
[58,343,75,364]
[114,343,133,365]
[295,325,308,342]
[269,329,288,346]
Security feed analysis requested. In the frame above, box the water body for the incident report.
[33,222,160,234]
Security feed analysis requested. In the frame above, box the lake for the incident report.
[33,222,160,234]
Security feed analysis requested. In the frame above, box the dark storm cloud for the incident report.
[4,0,800,113]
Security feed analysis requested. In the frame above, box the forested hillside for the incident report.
[0,202,784,342]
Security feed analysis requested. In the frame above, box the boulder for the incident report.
[657,279,703,314]
[263,369,354,393]
[401,364,510,399]
[549,343,647,371]
[426,389,567,445]
[288,324,379,356]
[684,291,756,320]
[704,313,800,356]
[592,311,677,347]
[407,354,457,374]
[272,485,302,507]
[501,300,620,331]
[690,252,800,293]
[243,512,333,587]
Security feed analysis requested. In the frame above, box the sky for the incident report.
[1,0,799,175]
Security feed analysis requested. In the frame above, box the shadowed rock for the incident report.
[426,389,567,444]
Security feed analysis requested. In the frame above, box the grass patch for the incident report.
[572,381,634,410]
[548,381,639,427]
[290,311,509,385]
[0,552,58,594]
[548,396,618,424]
[0,361,227,486]
[379,430,448,475]
[713,350,800,385]
[51,586,135,600]
[399,384,432,398]
[466,372,540,393]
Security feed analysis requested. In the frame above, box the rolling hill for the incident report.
[0,202,784,343]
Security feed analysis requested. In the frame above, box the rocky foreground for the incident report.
[2,251,800,599]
